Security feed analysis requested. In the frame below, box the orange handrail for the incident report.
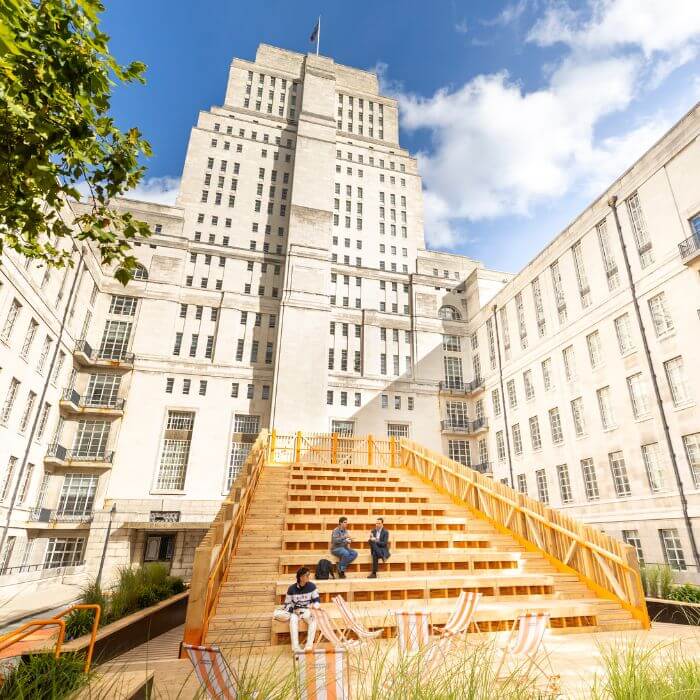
[0,603,101,673]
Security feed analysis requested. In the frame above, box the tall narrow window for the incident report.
[548,407,563,444]
[626,192,654,268]
[571,240,590,308]
[659,528,686,570]
[562,345,576,382]
[596,219,619,290]
[20,319,38,358]
[535,469,549,504]
[531,277,546,336]
[541,358,553,391]
[73,420,109,458]
[443,356,463,390]
[683,433,700,488]
[155,411,195,490]
[499,307,511,360]
[516,474,527,494]
[1,299,21,342]
[529,416,542,450]
[648,292,674,337]
[614,313,635,355]
[622,530,644,565]
[556,464,573,504]
[581,458,599,501]
[586,331,603,369]
[642,443,666,493]
[515,292,527,349]
[597,386,616,430]
[570,397,586,437]
[486,318,496,369]
[57,474,98,516]
[549,261,567,324]
[511,424,523,455]
[627,373,650,419]
[448,440,470,467]
[664,356,691,406]
[506,379,517,409]
[1,378,20,426]
[609,451,631,497]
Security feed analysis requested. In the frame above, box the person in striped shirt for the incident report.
[272,566,320,653]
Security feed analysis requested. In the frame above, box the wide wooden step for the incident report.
[281,531,493,551]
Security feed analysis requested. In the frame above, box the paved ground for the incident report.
[93,621,700,698]
[0,581,81,630]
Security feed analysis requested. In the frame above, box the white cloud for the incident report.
[483,0,529,27]
[455,19,469,34]
[123,176,181,205]
[393,0,700,249]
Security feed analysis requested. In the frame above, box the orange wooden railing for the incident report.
[399,439,650,629]
[182,430,270,650]
[0,603,101,672]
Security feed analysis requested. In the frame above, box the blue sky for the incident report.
[102,1,700,273]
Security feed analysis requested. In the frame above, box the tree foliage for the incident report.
[0,0,153,283]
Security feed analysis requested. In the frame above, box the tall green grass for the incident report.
[0,653,89,699]
[640,564,675,599]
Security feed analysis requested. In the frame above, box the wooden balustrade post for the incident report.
[182,543,214,649]
[295,431,302,462]
[623,544,648,617]
[367,434,374,466]
[331,433,338,464]
[389,436,397,468]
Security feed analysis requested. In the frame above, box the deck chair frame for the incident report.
[294,647,351,700]
[183,643,241,700]
[332,595,383,641]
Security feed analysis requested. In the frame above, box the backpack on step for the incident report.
[315,558,335,580]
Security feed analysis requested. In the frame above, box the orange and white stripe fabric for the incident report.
[183,643,238,699]
[507,613,549,656]
[312,607,361,650]
[332,596,382,640]
[394,610,431,655]
[295,648,349,700]
[442,591,482,637]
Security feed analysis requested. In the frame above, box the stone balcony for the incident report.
[73,339,134,370]
[26,507,94,529]
[679,231,700,268]
[59,388,125,417]
[44,443,114,470]
[440,417,489,435]
[438,378,486,396]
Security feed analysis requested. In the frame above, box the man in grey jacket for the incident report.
[330,516,357,578]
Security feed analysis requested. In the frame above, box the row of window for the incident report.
[212,120,295,151]
[164,377,271,401]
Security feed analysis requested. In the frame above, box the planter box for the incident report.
[646,597,700,625]
[64,591,188,664]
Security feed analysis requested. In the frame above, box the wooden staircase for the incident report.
[204,455,645,649]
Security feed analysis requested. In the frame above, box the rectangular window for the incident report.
[446,401,468,428]
[512,423,523,455]
[597,386,616,430]
[99,319,132,360]
[442,334,461,352]
[627,373,650,419]
[1,299,22,341]
[448,440,471,466]
[73,419,109,458]
[20,319,38,358]
[642,442,666,493]
[57,473,98,516]
[496,431,506,461]
[648,292,674,337]
[626,192,654,268]
[486,318,497,368]
[1,378,20,425]
[19,391,36,432]
[556,464,573,504]
[549,407,563,444]
[44,537,85,569]
[531,277,546,336]
[562,345,576,382]
[226,442,250,490]
[570,397,586,437]
[550,261,567,324]
[664,356,691,406]
[571,240,590,308]
[659,528,686,570]
[517,474,527,494]
[614,313,635,355]
[387,423,409,438]
[155,411,195,490]
[586,331,603,369]
[529,415,542,450]
[523,370,535,401]
[443,356,463,389]
[683,433,700,488]
[500,307,511,359]
[506,379,517,409]
[492,389,501,416]
[541,358,553,391]
[609,450,631,497]
[535,469,549,504]
[515,292,527,348]
[596,218,619,290]
[581,458,599,501]
[622,530,644,565]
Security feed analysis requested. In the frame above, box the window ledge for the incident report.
[672,401,696,412]
[149,489,186,496]
[634,415,654,423]
[656,331,676,341]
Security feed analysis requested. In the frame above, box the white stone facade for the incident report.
[0,44,698,602]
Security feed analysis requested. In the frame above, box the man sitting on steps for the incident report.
[330,516,357,578]
[272,566,320,653]
[368,517,390,578]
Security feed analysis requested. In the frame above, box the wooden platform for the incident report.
[203,459,643,648]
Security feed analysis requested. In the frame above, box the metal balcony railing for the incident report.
[438,377,485,394]
[61,389,124,411]
[440,418,489,434]
[0,562,85,577]
[75,339,134,364]
[29,508,94,524]
[679,232,700,261]
[45,444,114,464]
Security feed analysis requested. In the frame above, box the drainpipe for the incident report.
[608,195,700,571]
[492,304,514,488]
[0,246,85,558]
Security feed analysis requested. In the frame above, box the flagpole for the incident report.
[316,15,320,55]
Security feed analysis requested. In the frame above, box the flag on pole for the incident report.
[309,19,320,44]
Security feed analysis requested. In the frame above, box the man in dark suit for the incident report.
[368,517,390,578]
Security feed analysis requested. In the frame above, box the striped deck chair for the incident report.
[394,609,431,656]
[184,643,242,699]
[312,607,362,651]
[332,596,382,641]
[494,612,555,683]
[439,591,482,637]
[295,647,350,700]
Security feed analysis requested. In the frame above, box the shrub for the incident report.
[640,565,675,599]
[64,608,97,642]
[0,652,88,699]
[668,583,700,604]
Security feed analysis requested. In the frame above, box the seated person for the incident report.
[368,517,390,578]
[330,516,357,579]
[272,566,320,653]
